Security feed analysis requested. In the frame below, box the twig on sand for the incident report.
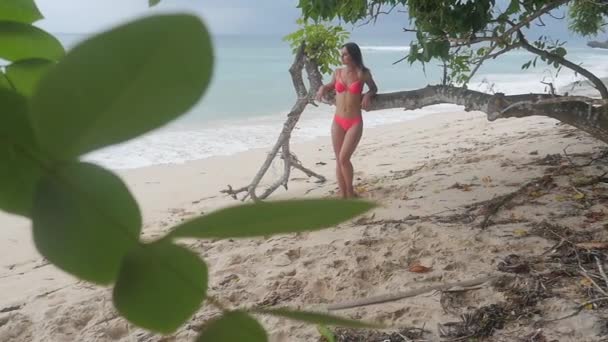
[595,256,608,289]
[477,176,554,228]
[563,145,608,167]
[327,275,497,311]
[545,297,608,322]
[578,269,608,297]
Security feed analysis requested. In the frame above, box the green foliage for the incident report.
[30,15,213,160]
[149,0,162,7]
[317,325,337,342]
[445,53,473,85]
[0,0,43,24]
[197,311,268,341]
[32,162,142,284]
[569,0,608,36]
[0,89,43,216]
[408,0,494,37]
[284,19,349,75]
[295,0,602,88]
[1,7,377,341]
[114,241,208,333]
[0,21,64,61]
[298,0,408,23]
[5,58,54,97]
[169,199,375,239]
[0,71,11,89]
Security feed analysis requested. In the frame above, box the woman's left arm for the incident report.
[361,70,378,111]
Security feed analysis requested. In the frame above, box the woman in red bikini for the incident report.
[315,42,378,198]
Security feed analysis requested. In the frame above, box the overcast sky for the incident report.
[34,0,408,36]
[34,0,593,42]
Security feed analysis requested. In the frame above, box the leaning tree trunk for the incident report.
[222,48,608,201]
[221,44,327,201]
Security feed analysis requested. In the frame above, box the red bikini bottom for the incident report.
[334,114,362,131]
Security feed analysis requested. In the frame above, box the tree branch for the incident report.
[516,30,608,99]
[449,0,569,46]
[366,85,608,143]
[465,44,498,83]
[503,0,570,37]
[221,44,326,201]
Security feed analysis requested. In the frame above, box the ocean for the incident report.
[54,32,608,170]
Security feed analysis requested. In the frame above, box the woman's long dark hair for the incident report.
[342,42,368,72]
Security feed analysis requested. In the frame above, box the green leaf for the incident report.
[506,0,520,15]
[169,199,375,239]
[0,0,43,24]
[254,308,379,328]
[149,0,161,6]
[554,47,567,57]
[32,162,141,284]
[0,21,64,62]
[30,14,214,160]
[197,311,267,342]
[0,71,12,90]
[0,89,44,216]
[114,241,208,334]
[5,58,54,97]
[317,325,336,342]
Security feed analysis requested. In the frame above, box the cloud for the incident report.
[33,0,301,35]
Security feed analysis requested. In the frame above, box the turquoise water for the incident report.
[54,33,608,169]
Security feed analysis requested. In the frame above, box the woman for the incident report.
[315,42,378,199]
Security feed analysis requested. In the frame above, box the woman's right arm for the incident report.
[315,69,337,101]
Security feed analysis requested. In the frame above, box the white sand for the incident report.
[1,110,607,341]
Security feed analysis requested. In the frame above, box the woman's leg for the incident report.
[331,120,347,198]
[338,121,363,198]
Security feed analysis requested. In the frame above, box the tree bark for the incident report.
[221,44,326,201]
[368,86,608,143]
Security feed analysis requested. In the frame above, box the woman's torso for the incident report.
[335,68,364,119]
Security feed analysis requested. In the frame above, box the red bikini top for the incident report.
[335,70,364,94]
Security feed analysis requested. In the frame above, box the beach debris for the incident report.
[0,304,22,313]
[408,264,432,273]
[513,228,529,237]
[532,153,562,166]
[438,304,507,339]
[575,242,608,250]
[497,254,530,274]
[584,210,606,223]
[318,327,429,342]
[474,175,555,228]
[327,275,496,311]
[448,182,474,191]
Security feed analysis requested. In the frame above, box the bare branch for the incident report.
[516,30,608,99]
[448,0,569,46]
[503,0,570,37]
[221,43,326,201]
[358,3,400,27]
[466,44,498,83]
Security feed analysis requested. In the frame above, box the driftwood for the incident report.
[222,47,608,201]
[326,275,497,311]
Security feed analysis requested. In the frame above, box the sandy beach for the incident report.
[1,109,607,341]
